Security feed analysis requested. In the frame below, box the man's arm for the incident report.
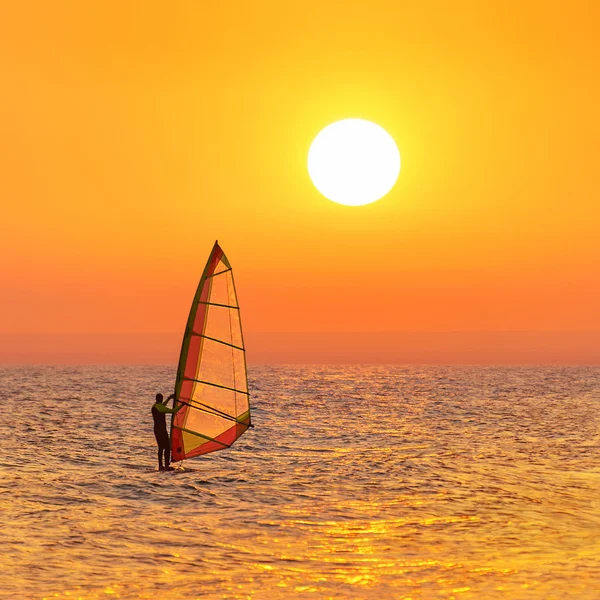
[162,393,176,405]
[155,395,184,415]
[154,403,184,415]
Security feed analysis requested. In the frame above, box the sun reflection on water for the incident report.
[4,365,600,598]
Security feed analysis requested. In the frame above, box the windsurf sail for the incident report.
[170,241,251,462]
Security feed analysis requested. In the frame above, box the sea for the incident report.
[2,365,600,599]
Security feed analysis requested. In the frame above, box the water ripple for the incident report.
[2,365,600,598]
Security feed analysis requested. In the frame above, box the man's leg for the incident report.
[159,435,171,470]
[164,444,171,470]
[155,431,165,470]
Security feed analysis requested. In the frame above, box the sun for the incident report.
[308,119,401,206]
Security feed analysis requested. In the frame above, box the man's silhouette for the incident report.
[151,393,183,471]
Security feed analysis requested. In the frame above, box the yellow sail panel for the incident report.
[206,270,236,307]
[171,241,251,462]
[204,304,243,348]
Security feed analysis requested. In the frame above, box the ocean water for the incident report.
[2,365,600,599]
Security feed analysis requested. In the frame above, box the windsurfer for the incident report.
[151,393,183,471]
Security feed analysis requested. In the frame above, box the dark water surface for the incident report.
[2,365,600,599]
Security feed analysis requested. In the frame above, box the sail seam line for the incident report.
[206,268,232,278]
[197,300,240,309]
[182,377,249,395]
[178,399,248,424]
[183,399,236,421]
[195,334,245,351]
[179,400,236,422]
[172,425,231,448]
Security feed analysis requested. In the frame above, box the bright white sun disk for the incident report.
[308,119,400,206]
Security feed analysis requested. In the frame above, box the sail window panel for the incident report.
[212,257,229,275]
[227,307,243,349]
[226,271,239,308]
[190,382,237,419]
[197,338,245,391]
[233,349,248,393]
[204,304,243,349]
[207,272,236,307]
[235,392,250,418]
[182,429,209,456]
[185,407,232,441]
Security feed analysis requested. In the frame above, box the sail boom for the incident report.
[177,399,248,424]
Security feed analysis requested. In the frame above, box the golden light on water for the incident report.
[7,366,600,598]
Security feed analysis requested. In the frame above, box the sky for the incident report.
[1,1,599,363]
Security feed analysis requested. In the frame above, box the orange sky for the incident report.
[1,1,599,363]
